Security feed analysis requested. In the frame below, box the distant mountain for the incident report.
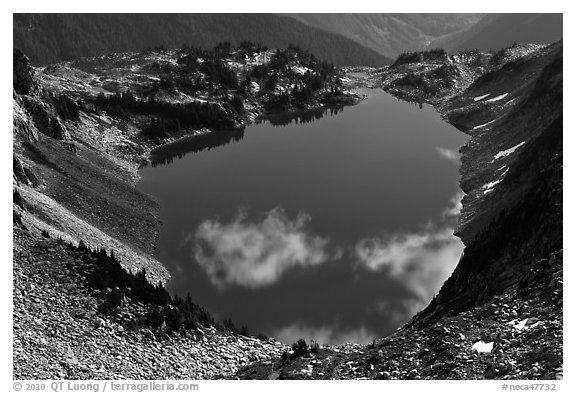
[431,13,563,53]
[13,14,392,67]
[282,14,484,59]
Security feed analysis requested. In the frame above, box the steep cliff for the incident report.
[413,42,562,326]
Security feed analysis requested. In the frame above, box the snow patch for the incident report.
[291,65,310,75]
[226,60,245,70]
[472,119,497,130]
[473,94,490,102]
[509,318,540,331]
[494,141,526,160]
[249,51,272,66]
[482,179,502,195]
[472,341,494,353]
[486,93,509,102]
[482,164,511,195]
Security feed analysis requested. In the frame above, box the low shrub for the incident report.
[291,338,308,359]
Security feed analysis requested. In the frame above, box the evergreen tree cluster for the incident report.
[391,48,447,68]
[43,90,80,122]
[90,91,237,138]
[149,128,245,167]
[246,44,340,111]
[70,239,252,335]
[234,40,268,61]
[84,41,344,138]
[393,62,458,97]
[177,44,238,90]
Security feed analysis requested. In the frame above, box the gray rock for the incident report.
[20,95,72,141]
[13,49,39,96]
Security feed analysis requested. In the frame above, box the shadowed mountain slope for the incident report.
[13,13,391,67]
[284,13,483,59]
[431,13,563,53]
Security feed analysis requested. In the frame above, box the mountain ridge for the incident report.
[430,13,563,53]
[282,13,484,59]
[13,13,392,67]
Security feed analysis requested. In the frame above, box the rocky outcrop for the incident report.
[14,48,73,142]
[14,48,39,96]
[20,95,71,141]
[385,42,563,329]
[13,155,39,187]
[13,92,39,143]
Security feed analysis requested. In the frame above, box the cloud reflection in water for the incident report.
[436,146,461,164]
[273,323,376,346]
[355,226,464,312]
[192,207,333,290]
[355,189,466,314]
[191,190,465,342]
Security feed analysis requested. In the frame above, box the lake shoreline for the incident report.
[13,42,562,380]
[139,86,468,345]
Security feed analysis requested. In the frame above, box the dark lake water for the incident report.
[137,88,470,345]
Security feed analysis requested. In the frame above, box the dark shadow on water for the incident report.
[395,96,424,109]
[258,105,345,127]
[148,128,245,167]
[146,105,346,167]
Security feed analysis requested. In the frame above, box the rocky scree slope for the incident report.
[13,48,168,285]
[13,224,287,379]
[235,42,562,379]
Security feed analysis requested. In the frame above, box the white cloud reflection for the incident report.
[355,226,464,309]
[192,191,465,323]
[273,323,376,346]
[436,147,461,163]
[192,207,333,290]
[442,189,465,218]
